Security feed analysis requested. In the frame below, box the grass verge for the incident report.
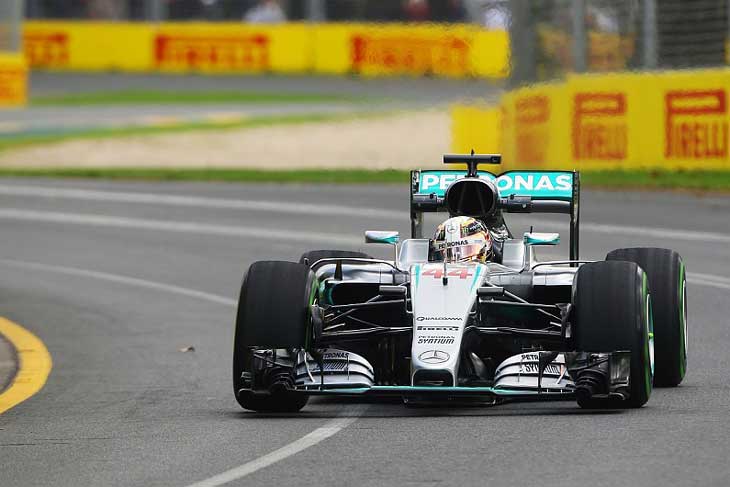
[31,90,365,106]
[0,168,728,191]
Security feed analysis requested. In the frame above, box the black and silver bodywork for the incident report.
[234,154,687,410]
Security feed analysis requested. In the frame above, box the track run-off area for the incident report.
[0,179,729,487]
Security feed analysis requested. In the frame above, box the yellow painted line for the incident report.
[0,317,52,415]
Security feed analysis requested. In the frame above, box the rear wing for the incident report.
[409,169,581,261]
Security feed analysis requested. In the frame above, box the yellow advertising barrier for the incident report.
[23,21,312,74]
[453,68,730,171]
[23,21,509,79]
[313,23,508,78]
[451,105,501,154]
[0,52,27,108]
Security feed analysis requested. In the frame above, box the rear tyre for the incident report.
[606,248,687,387]
[299,250,372,266]
[572,261,653,409]
[233,261,314,412]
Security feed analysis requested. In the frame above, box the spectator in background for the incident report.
[244,0,286,23]
[404,0,430,21]
[481,0,509,30]
[87,0,127,19]
[429,0,465,22]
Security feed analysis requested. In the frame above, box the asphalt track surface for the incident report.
[0,179,729,487]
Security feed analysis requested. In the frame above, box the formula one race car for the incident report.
[233,154,688,412]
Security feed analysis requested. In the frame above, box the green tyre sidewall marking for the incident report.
[678,261,687,379]
[305,274,317,350]
[644,273,653,397]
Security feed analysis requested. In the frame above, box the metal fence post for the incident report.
[572,0,587,72]
[3,0,24,52]
[643,0,658,68]
[146,0,167,22]
[508,0,537,87]
[306,0,326,21]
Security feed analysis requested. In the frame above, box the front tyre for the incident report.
[607,248,687,387]
[572,261,653,408]
[233,261,315,412]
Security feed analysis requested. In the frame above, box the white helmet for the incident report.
[432,216,493,263]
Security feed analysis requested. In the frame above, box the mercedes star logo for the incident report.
[418,350,450,364]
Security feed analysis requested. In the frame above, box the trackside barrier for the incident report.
[0,52,27,108]
[22,21,510,79]
[452,68,730,171]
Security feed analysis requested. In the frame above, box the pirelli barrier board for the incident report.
[452,68,730,171]
[0,52,27,107]
[22,21,509,79]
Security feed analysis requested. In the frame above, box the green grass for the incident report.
[31,90,365,106]
[0,168,728,191]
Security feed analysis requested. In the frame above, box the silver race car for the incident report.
[233,154,688,411]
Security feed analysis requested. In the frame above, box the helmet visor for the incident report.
[444,243,485,262]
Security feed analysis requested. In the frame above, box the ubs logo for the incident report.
[418,350,450,364]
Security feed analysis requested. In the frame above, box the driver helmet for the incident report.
[432,216,493,263]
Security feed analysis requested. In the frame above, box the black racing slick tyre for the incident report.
[606,248,687,387]
[572,261,653,409]
[299,250,372,266]
[233,261,315,413]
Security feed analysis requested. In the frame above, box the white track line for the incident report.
[1,184,730,244]
[0,259,237,307]
[0,184,402,220]
[0,208,363,247]
[0,258,367,485]
[688,272,730,290]
[186,406,368,487]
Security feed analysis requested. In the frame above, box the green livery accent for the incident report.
[524,233,561,246]
[412,264,421,291]
[679,261,687,377]
[644,274,654,392]
[470,265,483,292]
[417,170,574,200]
[305,277,319,350]
[305,385,575,397]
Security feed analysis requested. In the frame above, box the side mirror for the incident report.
[365,230,400,263]
[365,231,400,245]
[524,232,560,246]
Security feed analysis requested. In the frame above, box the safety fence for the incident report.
[22,21,509,78]
[452,68,730,171]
